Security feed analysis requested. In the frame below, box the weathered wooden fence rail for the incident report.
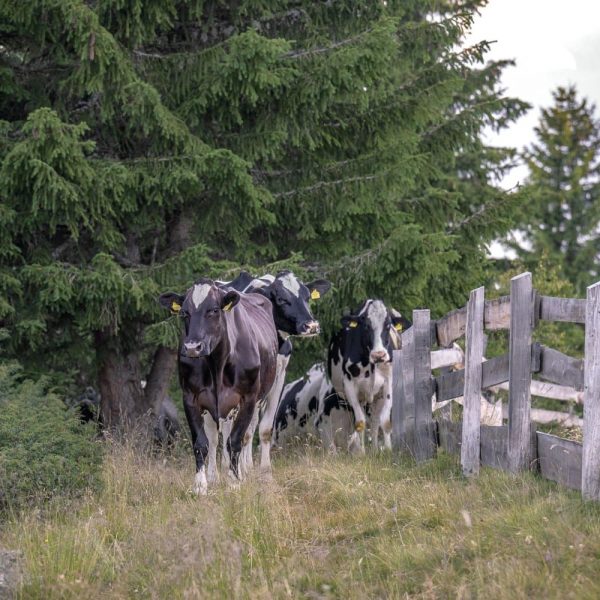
[392,272,600,501]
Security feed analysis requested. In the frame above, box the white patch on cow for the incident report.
[366,300,388,356]
[279,272,300,297]
[192,283,211,308]
[244,274,274,292]
[193,466,208,496]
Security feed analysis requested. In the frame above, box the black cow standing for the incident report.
[327,300,410,452]
[159,279,278,494]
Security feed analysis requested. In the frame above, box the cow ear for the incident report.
[341,315,359,329]
[221,290,240,312]
[306,279,331,300]
[159,292,185,314]
[391,313,411,332]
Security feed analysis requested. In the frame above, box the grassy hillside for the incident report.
[2,440,600,599]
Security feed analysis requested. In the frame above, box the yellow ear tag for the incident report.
[355,421,366,433]
[223,301,233,312]
[349,320,358,328]
[394,323,403,332]
[311,289,321,300]
[171,301,181,313]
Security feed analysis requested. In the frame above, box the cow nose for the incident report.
[183,341,204,358]
[301,321,320,335]
[370,350,388,363]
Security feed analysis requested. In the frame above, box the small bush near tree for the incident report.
[0,363,103,514]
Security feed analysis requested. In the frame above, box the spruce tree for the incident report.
[508,86,600,295]
[0,0,528,427]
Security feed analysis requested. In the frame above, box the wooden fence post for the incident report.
[507,272,535,473]
[413,309,435,461]
[582,281,600,500]
[393,329,415,454]
[461,286,485,476]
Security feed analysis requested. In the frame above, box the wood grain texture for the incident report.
[461,287,484,476]
[537,432,582,490]
[507,272,535,473]
[397,328,415,456]
[437,419,462,455]
[480,425,510,470]
[583,282,600,499]
[539,296,586,324]
[391,349,407,452]
[538,346,584,391]
[413,309,435,461]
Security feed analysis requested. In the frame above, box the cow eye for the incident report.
[276,297,290,306]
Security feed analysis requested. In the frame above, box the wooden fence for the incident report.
[391,272,600,501]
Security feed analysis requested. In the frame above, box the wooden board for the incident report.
[537,432,582,490]
[437,419,461,455]
[583,282,600,500]
[507,272,535,473]
[539,296,586,324]
[435,295,510,347]
[436,353,510,402]
[462,286,484,476]
[431,347,464,370]
[413,309,436,461]
[539,346,584,391]
[392,349,411,452]
[480,425,510,470]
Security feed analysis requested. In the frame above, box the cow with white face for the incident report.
[159,279,278,494]
[219,270,331,473]
[327,300,411,452]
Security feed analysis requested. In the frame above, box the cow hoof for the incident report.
[193,470,208,496]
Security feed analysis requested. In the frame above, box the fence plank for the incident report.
[392,349,407,452]
[508,272,535,473]
[397,328,415,455]
[461,286,485,476]
[539,296,586,324]
[484,295,511,330]
[431,347,464,370]
[436,353,510,402]
[537,432,582,490]
[501,404,583,428]
[437,420,461,454]
[480,425,510,470]
[413,309,435,461]
[538,346,584,391]
[583,282,600,500]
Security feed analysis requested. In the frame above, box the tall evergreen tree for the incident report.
[508,86,600,294]
[0,0,527,427]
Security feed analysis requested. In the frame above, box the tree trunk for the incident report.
[144,345,178,416]
[95,331,148,429]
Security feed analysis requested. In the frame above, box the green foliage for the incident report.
[0,363,103,513]
[509,86,600,295]
[0,0,529,419]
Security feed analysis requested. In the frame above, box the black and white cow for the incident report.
[219,270,331,472]
[159,279,278,494]
[327,300,411,452]
[274,363,354,450]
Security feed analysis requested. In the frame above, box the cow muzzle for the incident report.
[300,321,320,336]
[182,341,206,358]
[370,350,389,364]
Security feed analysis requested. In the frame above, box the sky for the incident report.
[466,0,600,188]
[465,0,600,256]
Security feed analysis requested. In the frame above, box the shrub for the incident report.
[0,362,103,513]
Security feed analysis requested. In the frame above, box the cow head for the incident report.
[341,300,410,364]
[159,279,240,358]
[252,270,331,337]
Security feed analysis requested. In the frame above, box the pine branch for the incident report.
[271,174,379,198]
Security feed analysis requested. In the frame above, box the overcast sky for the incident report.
[466,0,600,188]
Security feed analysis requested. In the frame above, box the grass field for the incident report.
[2,439,600,599]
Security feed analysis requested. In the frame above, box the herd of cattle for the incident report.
[158,270,413,495]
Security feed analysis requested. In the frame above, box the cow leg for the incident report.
[227,399,256,481]
[258,353,289,473]
[241,406,259,477]
[204,414,219,484]
[342,382,367,453]
[183,395,210,496]
[220,416,233,472]
[380,373,393,450]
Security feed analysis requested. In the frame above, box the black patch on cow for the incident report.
[348,363,361,377]
[278,337,293,356]
[364,370,370,378]
[275,378,304,433]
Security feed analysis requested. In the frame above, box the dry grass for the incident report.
[2,440,600,599]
